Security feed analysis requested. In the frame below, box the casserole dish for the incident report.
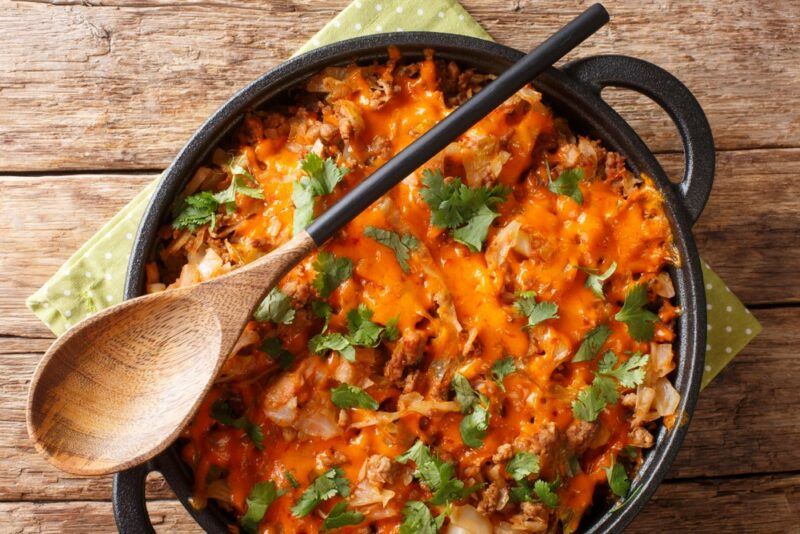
[113,32,713,533]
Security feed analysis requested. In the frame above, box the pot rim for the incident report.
[118,31,708,534]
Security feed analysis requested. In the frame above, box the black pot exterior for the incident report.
[116,32,712,534]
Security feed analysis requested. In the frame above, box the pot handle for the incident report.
[112,463,156,534]
[563,55,715,224]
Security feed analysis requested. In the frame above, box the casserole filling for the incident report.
[150,51,680,533]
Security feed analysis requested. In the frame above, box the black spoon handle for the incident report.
[306,3,609,245]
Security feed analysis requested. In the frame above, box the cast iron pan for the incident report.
[114,32,713,533]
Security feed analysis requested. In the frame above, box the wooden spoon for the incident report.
[27,4,609,476]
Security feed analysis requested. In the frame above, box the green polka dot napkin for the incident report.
[26,0,760,390]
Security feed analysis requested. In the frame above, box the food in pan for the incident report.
[149,51,681,533]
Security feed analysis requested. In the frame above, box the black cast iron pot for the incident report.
[115,32,713,534]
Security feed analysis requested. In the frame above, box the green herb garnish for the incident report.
[291,467,350,518]
[322,501,364,530]
[514,291,559,328]
[293,153,349,233]
[253,287,295,325]
[364,226,419,273]
[330,383,379,410]
[615,284,658,341]
[240,481,283,533]
[211,399,264,450]
[312,251,353,299]
[572,324,611,363]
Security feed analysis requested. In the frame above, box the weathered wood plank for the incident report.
[1,308,795,501]
[1,0,798,171]
[0,473,797,532]
[1,148,794,338]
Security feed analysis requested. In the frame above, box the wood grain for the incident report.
[1,308,795,501]
[0,472,797,532]
[1,148,795,340]
[1,0,799,171]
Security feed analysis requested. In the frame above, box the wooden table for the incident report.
[1,0,798,531]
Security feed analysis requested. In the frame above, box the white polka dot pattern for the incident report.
[26,0,761,397]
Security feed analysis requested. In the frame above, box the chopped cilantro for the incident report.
[396,440,479,505]
[450,374,490,448]
[172,191,220,231]
[514,291,559,328]
[291,467,350,518]
[615,284,658,341]
[582,261,617,299]
[240,481,283,533]
[460,404,490,449]
[346,305,385,348]
[210,399,264,450]
[330,383,379,410]
[322,501,364,530]
[364,226,419,273]
[309,332,356,362]
[572,351,649,421]
[506,452,540,481]
[399,501,444,534]
[604,462,631,498]
[384,316,400,341]
[572,324,611,363]
[534,478,560,508]
[597,351,649,388]
[261,337,294,370]
[312,251,353,299]
[547,164,584,205]
[451,373,481,413]
[253,287,295,325]
[491,357,517,391]
[420,169,509,252]
[293,153,349,233]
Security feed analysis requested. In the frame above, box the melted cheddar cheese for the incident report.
[153,52,680,534]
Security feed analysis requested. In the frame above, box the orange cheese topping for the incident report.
[164,54,677,534]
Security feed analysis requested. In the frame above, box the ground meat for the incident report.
[384,330,426,386]
[315,448,348,472]
[605,151,627,181]
[476,482,509,515]
[514,422,559,467]
[492,443,514,464]
[281,277,311,305]
[622,392,638,408]
[319,122,339,144]
[565,420,598,453]
[364,454,396,485]
[508,502,548,532]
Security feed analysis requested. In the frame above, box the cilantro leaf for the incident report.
[491,357,517,391]
[451,373,481,413]
[309,332,356,362]
[604,462,631,498]
[172,191,220,232]
[293,153,349,233]
[384,316,400,341]
[399,501,444,534]
[322,501,364,531]
[615,284,658,341]
[582,261,617,299]
[547,166,584,204]
[364,226,419,273]
[506,452,540,481]
[396,441,478,505]
[330,383,379,410]
[214,156,264,211]
[291,467,350,518]
[533,478,560,508]
[514,291,559,328]
[346,305,385,348]
[451,204,499,252]
[460,403,490,449]
[211,399,264,450]
[420,169,509,252]
[571,375,618,422]
[261,337,294,370]
[597,351,649,388]
[240,481,283,533]
[572,324,612,363]
[313,251,353,299]
[254,287,295,325]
